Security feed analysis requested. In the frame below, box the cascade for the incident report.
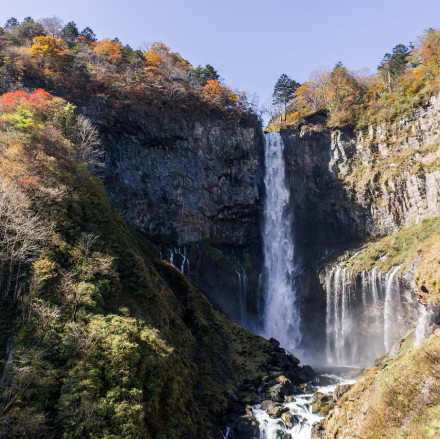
[325,265,413,367]
[263,132,301,353]
[383,265,401,351]
[234,260,248,327]
[169,246,190,275]
[414,304,428,347]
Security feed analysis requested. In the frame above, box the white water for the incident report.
[414,304,428,347]
[325,265,408,367]
[383,265,401,351]
[253,375,356,439]
[263,132,301,353]
[169,246,190,275]
[234,260,248,327]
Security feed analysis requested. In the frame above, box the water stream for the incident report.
[263,132,301,354]
[253,375,356,439]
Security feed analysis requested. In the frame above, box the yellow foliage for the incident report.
[30,35,69,57]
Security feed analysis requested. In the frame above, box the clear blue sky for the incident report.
[2,0,440,107]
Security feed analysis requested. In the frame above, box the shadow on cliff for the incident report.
[280,112,370,364]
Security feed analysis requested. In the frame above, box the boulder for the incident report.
[312,375,338,386]
[281,411,294,429]
[265,403,286,419]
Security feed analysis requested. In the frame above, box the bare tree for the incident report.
[37,16,63,38]
[0,180,48,300]
[72,115,104,169]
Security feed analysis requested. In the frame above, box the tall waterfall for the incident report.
[263,132,301,353]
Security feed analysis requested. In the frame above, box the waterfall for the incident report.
[169,247,190,275]
[414,304,428,347]
[263,132,301,353]
[383,265,401,352]
[325,267,357,366]
[234,261,248,327]
[325,265,409,367]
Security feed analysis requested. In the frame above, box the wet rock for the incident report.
[232,412,260,439]
[312,375,338,386]
[311,420,325,439]
[281,411,294,428]
[292,382,314,394]
[312,392,335,416]
[421,387,431,404]
[268,376,295,402]
[281,434,292,439]
[260,400,273,411]
[388,341,401,360]
[265,403,286,419]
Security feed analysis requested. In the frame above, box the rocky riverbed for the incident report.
[251,371,358,439]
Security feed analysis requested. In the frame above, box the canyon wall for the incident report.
[85,106,266,330]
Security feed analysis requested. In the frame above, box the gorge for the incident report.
[0,18,440,439]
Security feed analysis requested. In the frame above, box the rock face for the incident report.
[89,107,266,329]
[279,96,440,358]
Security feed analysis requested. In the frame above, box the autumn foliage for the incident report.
[0,89,53,108]
[92,38,123,62]
[30,35,69,57]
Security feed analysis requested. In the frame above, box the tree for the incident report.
[80,27,97,42]
[30,35,69,58]
[4,17,19,30]
[38,16,63,38]
[61,21,79,45]
[192,64,219,86]
[93,38,123,62]
[0,180,47,300]
[378,44,411,91]
[9,19,45,45]
[272,74,300,120]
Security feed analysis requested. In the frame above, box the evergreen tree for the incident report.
[272,73,300,120]
[61,21,79,45]
[193,64,220,86]
[378,44,411,91]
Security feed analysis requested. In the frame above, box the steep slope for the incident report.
[0,91,311,439]
[314,329,440,439]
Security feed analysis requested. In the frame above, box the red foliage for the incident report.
[0,90,29,107]
[0,89,53,108]
[29,89,53,105]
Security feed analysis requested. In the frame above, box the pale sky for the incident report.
[2,0,440,107]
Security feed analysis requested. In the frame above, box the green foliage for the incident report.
[192,64,220,86]
[0,89,273,438]
[272,73,300,118]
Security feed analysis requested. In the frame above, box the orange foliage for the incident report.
[203,80,240,107]
[93,38,123,62]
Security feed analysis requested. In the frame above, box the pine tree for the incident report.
[273,74,300,120]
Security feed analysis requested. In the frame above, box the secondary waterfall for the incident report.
[324,265,413,367]
[263,132,301,353]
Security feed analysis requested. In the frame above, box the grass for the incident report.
[323,329,440,438]
[341,216,440,302]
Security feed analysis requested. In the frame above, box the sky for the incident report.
[2,0,440,109]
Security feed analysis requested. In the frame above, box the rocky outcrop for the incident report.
[282,94,440,247]
[279,95,440,358]
[86,104,265,329]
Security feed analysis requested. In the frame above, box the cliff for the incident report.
[85,102,266,330]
